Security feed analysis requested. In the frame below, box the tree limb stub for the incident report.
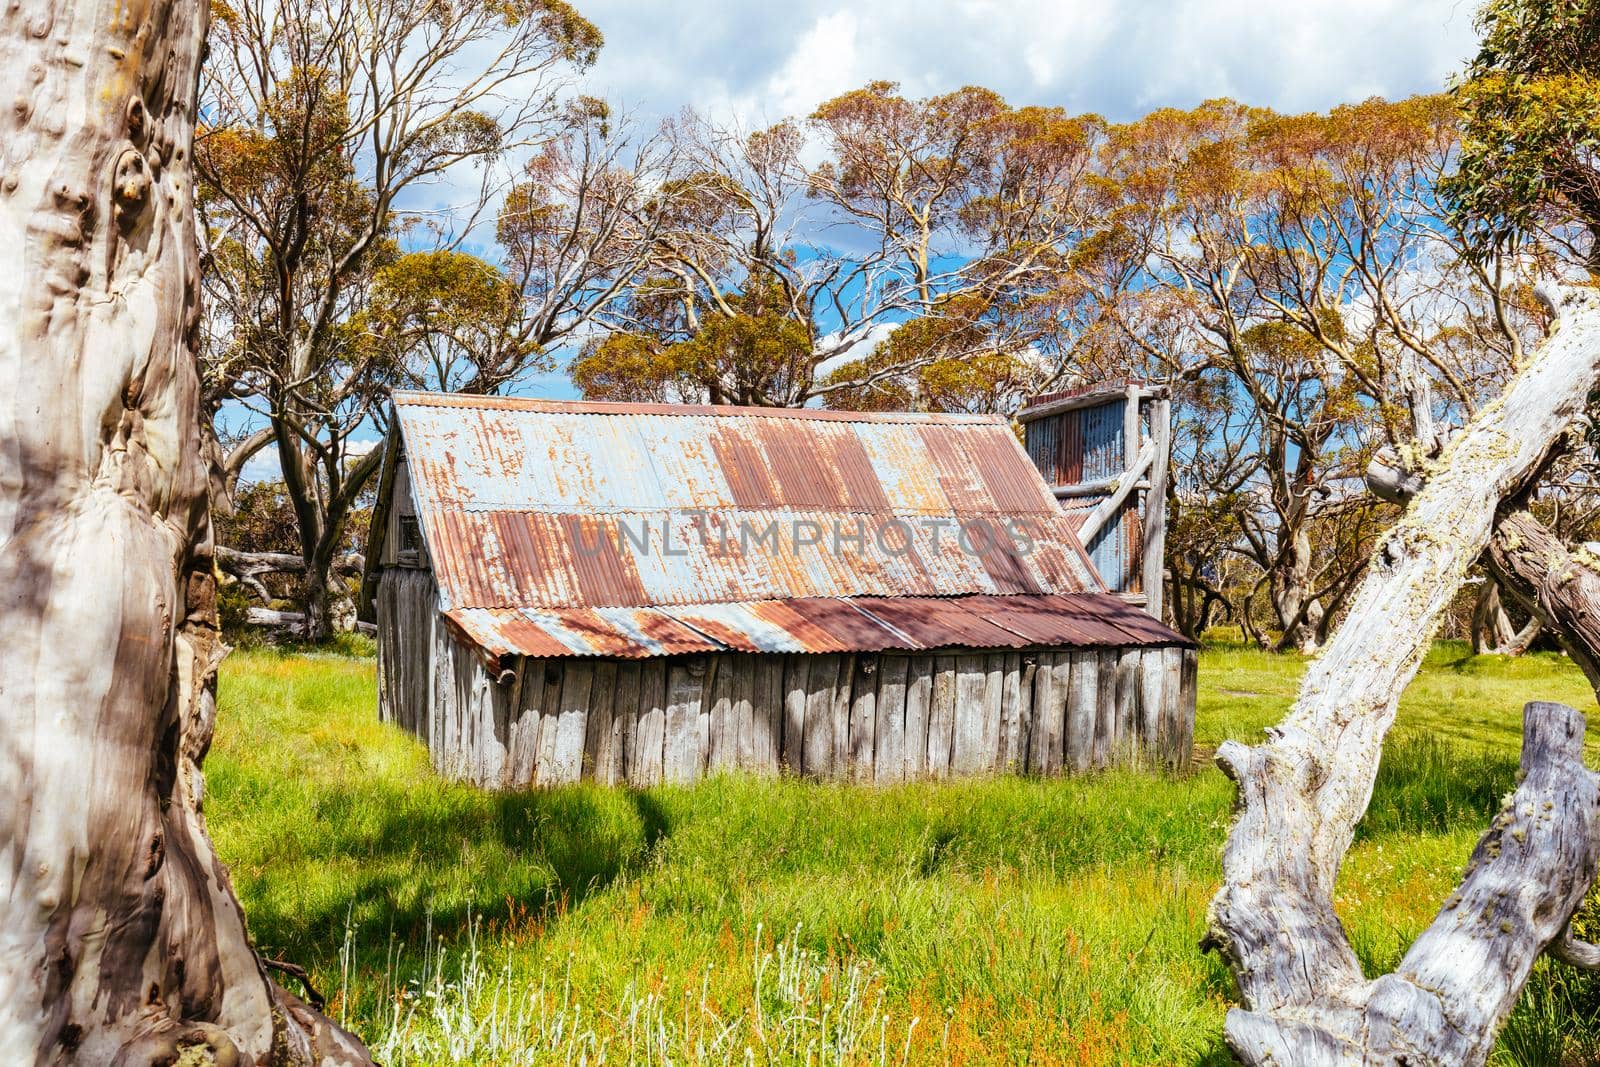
[1206,286,1600,1063]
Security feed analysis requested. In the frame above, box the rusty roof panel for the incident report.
[445,593,1191,660]
[394,392,1061,518]
[419,506,1100,611]
[399,391,1003,423]
[847,596,1030,650]
[961,594,1159,647]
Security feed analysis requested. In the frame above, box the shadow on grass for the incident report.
[234,781,676,971]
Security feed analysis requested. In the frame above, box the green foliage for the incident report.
[571,272,818,405]
[206,642,1600,1063]
[1446,0,1600,255]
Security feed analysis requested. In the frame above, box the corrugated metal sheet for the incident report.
[1084,505,1130,592]
[1017,378,1146,420]
[445,594,1192,664]
[1022,400,1123,488]
[391,392,1190,659]
[393,392,1101,612]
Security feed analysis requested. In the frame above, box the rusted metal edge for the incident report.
[391,390,1006,425]
[1016,381,1168,424]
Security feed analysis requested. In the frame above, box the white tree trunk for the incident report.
[0,0,370,1060]
[1206,287,1600,1064]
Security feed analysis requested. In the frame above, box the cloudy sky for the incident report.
[576,0,1482,126]
[239,0,1485,482]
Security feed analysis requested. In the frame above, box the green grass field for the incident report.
[209,641,1600,1064]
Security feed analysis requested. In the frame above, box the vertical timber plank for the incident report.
[631,659,667,787]
[507,658,541,788]
[874,655,909,785]
[584,660,618,783]
[532,662,563,787]
[1143,396,1171,622]
[1115,648,1141,768]
[1028,652,1057,775]
[1067,651,1097,774]
[1048,653,1073,774]
[1174,648,1198,774]
[1012,654,1038,773]
[999,653,1024,772]
[927,655,959,778]
[802,655,839,778]
[607,661,640,786]
[831,654,855,774]
[903,657,933,780]
[705,656,735,773]
[664,660,704,783]
[1158,647,1184,771]
[1138,649,1165,769]
[732,656,757,772]
[848,655,878,782]
[982,653,1005,773]
[752,657,782,774]
[951,653,988,776]
[781,656,807,773]
[548,661,592,785]
[1094,651,1118,770]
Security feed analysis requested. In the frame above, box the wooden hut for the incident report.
[360,392,1196,788]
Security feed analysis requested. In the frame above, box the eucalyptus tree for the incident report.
[1101,95,1547,650]
[197,0,675,638]
[0,0,371,1058]
[1203,1,1600,1058]
[572,86,1107,412]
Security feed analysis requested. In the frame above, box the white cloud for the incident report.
[240,445,281,485]
[577,0,1479,124]
[757,12,865,119]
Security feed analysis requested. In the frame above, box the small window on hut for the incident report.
[397,515,424,567]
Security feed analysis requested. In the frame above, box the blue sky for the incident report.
[236,0,1484,482]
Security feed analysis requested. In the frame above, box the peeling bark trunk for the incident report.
[1271,528,1324,654]
[0,0,371,1061]
[1225,701,1600,1066]
[1205,288,1600,1065]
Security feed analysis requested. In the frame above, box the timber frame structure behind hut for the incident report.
[1018,381,1172,618]
[360,392,1197,788]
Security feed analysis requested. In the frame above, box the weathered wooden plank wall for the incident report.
[376,572,1199,789]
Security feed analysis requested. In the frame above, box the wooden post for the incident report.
[1144,395,1172,621]
[904,657,933,779]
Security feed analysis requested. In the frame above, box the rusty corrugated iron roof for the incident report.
[392,392,1191,659]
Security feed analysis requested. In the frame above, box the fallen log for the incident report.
[246,607,375,637]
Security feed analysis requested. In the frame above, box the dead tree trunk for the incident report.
[0,0,371,1061]
[1472,580,1542,656]
[1488,510,1600,687]
[1204,287,1600,1065]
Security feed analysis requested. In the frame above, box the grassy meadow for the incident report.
[209,640,1600,1065]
